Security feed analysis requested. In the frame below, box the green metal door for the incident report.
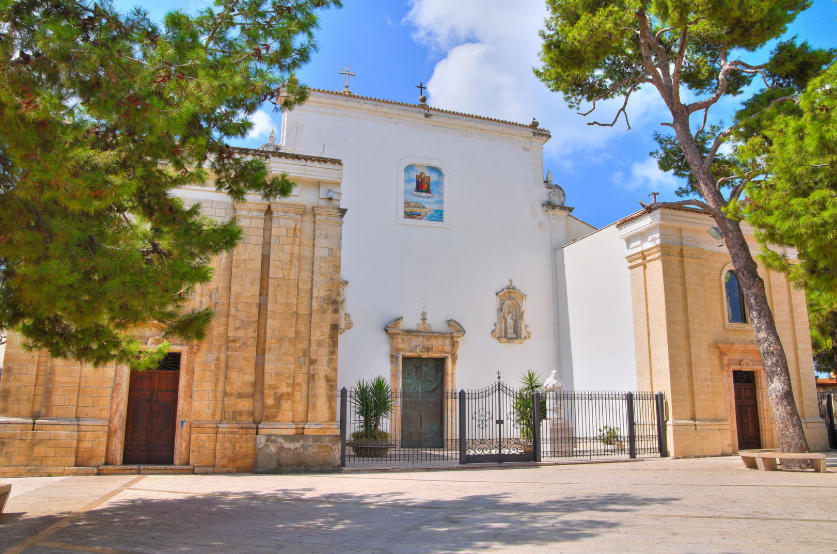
[401,357,444,448]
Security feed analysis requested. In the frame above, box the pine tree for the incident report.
[0,0,340,368]
[536,0,816,464]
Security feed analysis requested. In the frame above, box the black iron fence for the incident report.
[817,391,837,449]
[338,384,668,466]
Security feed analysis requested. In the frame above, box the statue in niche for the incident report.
[492,280,531,344]
[504,310,516,338]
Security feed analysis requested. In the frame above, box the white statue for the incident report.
[504,310,516,338]
[542,370,564,420]
[542,370,563,391]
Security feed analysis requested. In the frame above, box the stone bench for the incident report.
[740,450,827,473]
[0,484,10,514]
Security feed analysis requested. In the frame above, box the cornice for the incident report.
[312,206,347,222]
[234,201,269,217]
[270,202,305,218]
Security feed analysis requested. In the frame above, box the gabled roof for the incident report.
[229,146,342,166]
[309,89,552,137]
[616,205,708,227]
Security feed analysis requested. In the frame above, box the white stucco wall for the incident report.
[282,92,565,390]
[559,223,637,391]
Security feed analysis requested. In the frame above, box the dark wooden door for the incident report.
[734,371,761,450]
[123,370,179,464]
[401,357,444,448]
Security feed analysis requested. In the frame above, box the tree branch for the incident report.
[672,26,689,106]
[577,73,647,117]
[639,198,723,219]
[705,95,793,168]
[686,46,733,114]
[587,83,638,129]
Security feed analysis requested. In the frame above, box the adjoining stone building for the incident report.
[558,207,828,457]
[0,90,829,475]
[0,145,348,475]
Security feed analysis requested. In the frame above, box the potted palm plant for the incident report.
[350,376,394,457]
[512,370,548,453]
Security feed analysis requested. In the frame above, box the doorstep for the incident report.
[97,465,195,475]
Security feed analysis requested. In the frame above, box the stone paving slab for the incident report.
[1,455,835,553]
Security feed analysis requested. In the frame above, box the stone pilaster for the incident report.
[215,201,268,471]
[304,206,346,435]
[261,203,305,430]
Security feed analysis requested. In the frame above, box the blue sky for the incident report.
[116,0,837,228]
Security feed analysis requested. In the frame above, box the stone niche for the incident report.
[492,280,531,344]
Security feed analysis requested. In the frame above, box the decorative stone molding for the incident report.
[384,313,466,390]
[491,280,531,344]
[716,343,774,453]
[338,280,352,335]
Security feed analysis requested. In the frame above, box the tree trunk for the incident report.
[718,218,811,468]
[830,330,837,378]
[670,117,812,468]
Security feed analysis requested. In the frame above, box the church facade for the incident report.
[0,90,827,475]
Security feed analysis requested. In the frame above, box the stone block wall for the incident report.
[0,173,346,476]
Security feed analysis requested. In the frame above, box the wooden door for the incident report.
[733,371,761,450]
[123,369,179,465]
[401,358,444,448]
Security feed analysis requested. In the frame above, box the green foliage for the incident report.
[0,0,339,366]
[807,289,837,376]
[597,425,620,446]
[651,40,834,201]
[513,369,547,439]
[740,64,837,293]
[352,376,393,439]
[536,0,808,111]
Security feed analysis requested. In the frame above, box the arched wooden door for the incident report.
[123,353,180,464]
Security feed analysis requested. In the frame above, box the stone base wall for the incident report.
[255,434,340,473]
[0,421,341,476]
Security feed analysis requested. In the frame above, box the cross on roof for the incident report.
[416,82,426,96]
[339,65,355,93]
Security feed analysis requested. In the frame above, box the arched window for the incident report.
[724,270,747,324]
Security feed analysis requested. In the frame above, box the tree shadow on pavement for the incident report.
[6,486,680,553]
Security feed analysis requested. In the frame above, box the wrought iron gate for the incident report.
[461,382,540,463]
[338,384,667,467]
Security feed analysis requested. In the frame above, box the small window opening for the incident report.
[156,352,181,371]
[725,270,747,324]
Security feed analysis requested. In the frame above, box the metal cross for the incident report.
[648,191,660,204]
[416,82,426,96]
[339,65,355,92]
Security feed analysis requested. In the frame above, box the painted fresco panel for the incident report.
[403,164,444,222]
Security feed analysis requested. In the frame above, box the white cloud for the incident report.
[404,0,671,161]
[246,110,274,140]
[610,157,680,193]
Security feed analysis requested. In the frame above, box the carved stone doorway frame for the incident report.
[716,343,774,453]
[385,314,465,442]
[106,334,197,466]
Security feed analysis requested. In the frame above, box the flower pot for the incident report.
[351,438,391,458]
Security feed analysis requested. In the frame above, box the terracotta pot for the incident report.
[351,438,391,458]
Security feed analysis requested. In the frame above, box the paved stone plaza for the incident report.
[1,455,835,553]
